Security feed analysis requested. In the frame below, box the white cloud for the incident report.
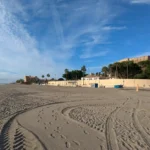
[50,0,65,47]
[0,0,123,82]
[0,71,21,83]
[80,49,109,59]
[84,60,94,63]
[102,26,127,31]
[0,1,70,83]
[130,0,150,4]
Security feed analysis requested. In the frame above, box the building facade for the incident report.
[24,76,38,83]
[119,56,150,63]
[48,79,150,88]
[81,74,107,80]
[81,75,100,80]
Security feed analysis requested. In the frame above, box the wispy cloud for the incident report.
[0,71,21,83]
[0,0,125,82]
[84,60,94,63]
[0,0,70,82]
[102,26,127,31]
[130,0,150,4]
[80,49,109,59]
[0,70,18,75]
[50,0,65,47]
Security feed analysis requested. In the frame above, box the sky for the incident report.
[0,0,150,83]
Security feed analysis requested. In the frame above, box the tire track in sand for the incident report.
[62,99,128,150]
[132,99,150,148]
[105,99,128,150]
[0,114,46,150]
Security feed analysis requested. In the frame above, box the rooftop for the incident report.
[84,75,100,78]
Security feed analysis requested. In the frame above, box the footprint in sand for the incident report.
[78,124,83,128]
[57,126,61,130]
[100,145,104,150]
[54,129,60,133]
[60,134,67,139]
[65,141,71,148]
[50,133,55,138]
[73,140,80,146]
[83,130,89,135]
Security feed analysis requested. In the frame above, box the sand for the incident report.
[0,84,150,150]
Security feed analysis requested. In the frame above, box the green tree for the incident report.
[64,69,69,80]
[135,61,150,79]
[81,65,86,77]
[58,78,64,81]
[145,64,150,78]
[134,73,148,79]
[47,73,50,78]
[138,60,150,69]
[35,76,39,83]
[16,79,24,83]
[101,66,109,77]
[65,69,69,74]
[62,70,83,80]
[96,72,99,76]
[42,75,45,78]
[108,61,142,78]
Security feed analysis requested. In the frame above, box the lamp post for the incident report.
[115,65,117,79]
[127,58,129,79]
[110,66,112,78]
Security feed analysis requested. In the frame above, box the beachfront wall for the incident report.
[48,79,150,88]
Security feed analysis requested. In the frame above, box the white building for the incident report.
[81,75,100,80]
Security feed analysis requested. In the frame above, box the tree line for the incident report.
[62,60,150,80]
[101,60,150,79]
[16,60,150,83]
[62,65,87,80]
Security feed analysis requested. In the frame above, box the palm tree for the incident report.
[81,65,86,77]
[65,69,69,74]
[42,75,44,78]
[102,66,109,77]
[47,73,50,78]
[96,72,99,76]
[64,69,69,80]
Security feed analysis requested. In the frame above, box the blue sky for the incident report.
[0,0,150,83]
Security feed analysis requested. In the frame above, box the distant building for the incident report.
[119,56,150,63]
[81,74,107,80]
[24,76,38,83]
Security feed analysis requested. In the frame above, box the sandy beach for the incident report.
[0,84,150,150]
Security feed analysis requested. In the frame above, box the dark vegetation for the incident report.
[16,61,150,83]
